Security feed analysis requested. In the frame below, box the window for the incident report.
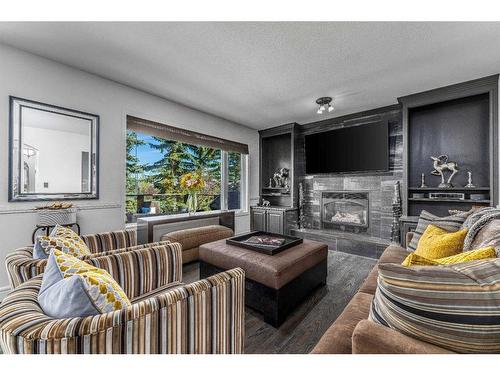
[126,129,247,222]
[228,151,242,210]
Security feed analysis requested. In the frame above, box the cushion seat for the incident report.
[311,292,373,354]
[161,225,234,263]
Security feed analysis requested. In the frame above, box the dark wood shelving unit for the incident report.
[408,187,490,192]
[399,75,499,217]
[408,198,490,204]
[251,123,300,235]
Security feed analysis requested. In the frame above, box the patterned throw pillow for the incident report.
[38,249,131,318]
[402,246,496,266]
[407,210,468,252]
[370,259,500,353]
[50,224,82,240]
[33,225,90,259]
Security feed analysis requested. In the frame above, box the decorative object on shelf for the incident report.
[391,181,402,243]
[273,167,290,188]
[412,193,426,199]
[465,171,476,188]
[298,182,305,229]
[470,193,488,201]
[420,173,427,188]
[268,178,273,188]
[430,155,459,188]
[180,172,205,214]
[315,97,334,114]
[429,192,465,200]
[261,199,270,207]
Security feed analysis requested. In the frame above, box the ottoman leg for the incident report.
[264,305,282,327]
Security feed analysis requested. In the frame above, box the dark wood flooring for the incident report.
[183,250,376,354]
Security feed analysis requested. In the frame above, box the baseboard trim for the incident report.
[0,286,11,302]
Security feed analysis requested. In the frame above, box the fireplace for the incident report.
[321,191,369,232]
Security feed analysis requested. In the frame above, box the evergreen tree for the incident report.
[126,131,145,194]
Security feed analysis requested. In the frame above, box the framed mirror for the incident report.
[9,97,99,201]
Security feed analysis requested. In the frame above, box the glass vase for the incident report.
[187,192,198,214]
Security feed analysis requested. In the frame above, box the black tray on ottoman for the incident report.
[226,231,303,255]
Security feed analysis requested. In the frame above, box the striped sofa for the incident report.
[6,229,159,288]
[0,242,245,354]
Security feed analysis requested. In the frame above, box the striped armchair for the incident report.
[0,243,245,354]
[5,229,164,288]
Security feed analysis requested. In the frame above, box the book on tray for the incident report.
[243,235,285,247]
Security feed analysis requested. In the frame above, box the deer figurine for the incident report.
[430,155,459,188]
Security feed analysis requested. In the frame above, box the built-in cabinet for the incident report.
[250,206,297,235]
[250,207,267,231]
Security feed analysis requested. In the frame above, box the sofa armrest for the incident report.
[81,228,137,253]
[79,240,172,259]
[5,247,44,289]
[0,268,245,354]
[352,320,452,354]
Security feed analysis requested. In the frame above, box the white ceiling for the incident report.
[1,22,500,130]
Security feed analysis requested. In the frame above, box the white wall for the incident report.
[0,43,260,298]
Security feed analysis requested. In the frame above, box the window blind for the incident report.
[127,115,249,154]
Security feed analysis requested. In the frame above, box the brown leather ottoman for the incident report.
[199,238,328,327]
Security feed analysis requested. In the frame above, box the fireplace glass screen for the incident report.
[321,191,369,230]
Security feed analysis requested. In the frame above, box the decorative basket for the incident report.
[37,207,78,226]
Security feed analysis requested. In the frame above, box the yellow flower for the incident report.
[179,172,206,192]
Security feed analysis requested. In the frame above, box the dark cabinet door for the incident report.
[251,209,267,232]
[267,211,284,234]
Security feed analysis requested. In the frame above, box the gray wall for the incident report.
[0,44,260,298]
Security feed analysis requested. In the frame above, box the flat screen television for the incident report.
[305,122,389,174]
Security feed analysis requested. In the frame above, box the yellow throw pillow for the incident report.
[402,246,496,267]
[38,235,91,258]
[54,249,131,312]
[51,224,82,241]
[414,224,467,259]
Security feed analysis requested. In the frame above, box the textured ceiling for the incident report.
[1,22,500,129]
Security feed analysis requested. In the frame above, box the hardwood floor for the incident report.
[183,250,377,354]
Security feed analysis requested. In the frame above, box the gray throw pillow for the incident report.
[407,210,468,252]
[38,251,102,318]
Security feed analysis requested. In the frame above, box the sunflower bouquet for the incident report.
[179,172,206,213]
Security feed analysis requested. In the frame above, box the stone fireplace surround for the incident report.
[291,105,403,259]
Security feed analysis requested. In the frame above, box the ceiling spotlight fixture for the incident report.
[316,97,334,115]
